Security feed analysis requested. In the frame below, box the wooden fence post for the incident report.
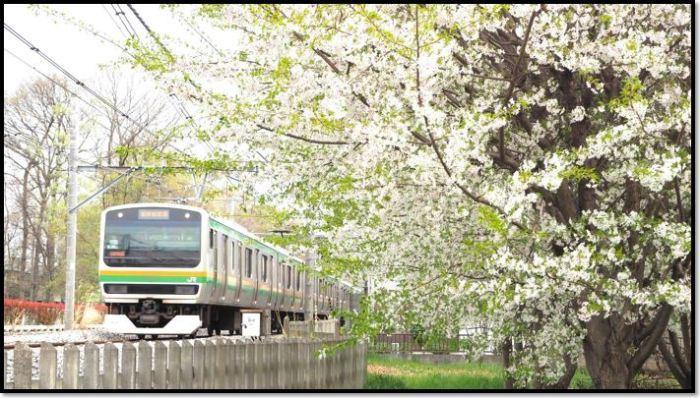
[137,341,152,389]
[232,339,245,389]
[273,341,287,388]
[4,349,8,388]
[361,340,367,388]
[62,343,79,389]
[102,343,118,389]
[121,342,136,389]
[39,342,57,389]
[167,341,181,389]
[180,340,193,389]
[296,339,305,389]
[192,340,205,389]
[215,339,226,389]
[264,340,273,389]
[313,339,321,389]
[153,341,167,389]
[225,339,236,389]
[346,340,353,388]
[244,339,254,389]
[83,342,99,388]
[204,339,216,389]
[253,340,264,389]
[13,342,32,389]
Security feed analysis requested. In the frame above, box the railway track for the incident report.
[3,324,101,333]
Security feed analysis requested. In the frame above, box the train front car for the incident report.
[99,204,208,336]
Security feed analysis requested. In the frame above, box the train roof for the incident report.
[209,214,306,264]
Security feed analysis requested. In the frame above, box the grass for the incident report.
[364,354,504,389]
[364,354,595,390]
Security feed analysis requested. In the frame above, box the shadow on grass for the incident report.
[365,374,408,389]
[364,354,595,390]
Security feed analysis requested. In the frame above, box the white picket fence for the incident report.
[4,336,367,390]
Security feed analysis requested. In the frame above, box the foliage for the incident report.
[39,3,691,389]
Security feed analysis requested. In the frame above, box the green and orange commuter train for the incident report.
[99,203,360,337]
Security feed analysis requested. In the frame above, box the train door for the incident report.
[209,229,218,301]
[241,246,254,306]
[262,254,271,307]
[233,241,242,302]
[272,255,280,309]
[284,264,291,310]
[214,233,227,300]
[224,238,234,302]
[253,249,260,305]
[297,270,303,312]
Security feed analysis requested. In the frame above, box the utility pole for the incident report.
[304,250,317,323]
[64,126,78,330]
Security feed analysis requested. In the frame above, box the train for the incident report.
[99,203,360,337]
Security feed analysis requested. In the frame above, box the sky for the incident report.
[5,4,156,93]
[4,4,264,206]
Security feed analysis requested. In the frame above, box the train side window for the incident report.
[211,230,218,270]
[286,265,292,289]
[253,249,259,279]
[245,247,253,277]
[232,240,238,271]
[261,254,268,282]
[296,271,302,291]
[221,235,231,267]
[209,229,215,249]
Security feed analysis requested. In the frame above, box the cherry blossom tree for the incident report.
[54,4,690,388]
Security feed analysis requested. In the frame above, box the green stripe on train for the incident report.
[99,275,211,283]
[100,277,302,299]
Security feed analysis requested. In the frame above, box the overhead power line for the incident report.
[123,5,224,168]
[3,22,187,156]
[113,4,140,40]
[102,4,128,39]
[4,48,110,121]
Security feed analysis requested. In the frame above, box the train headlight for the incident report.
[105,284,127,294]
[117,212,123,218]
[175,285,198,295]
[184,212,190,219]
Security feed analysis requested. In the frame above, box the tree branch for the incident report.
[256,123,350,145]
[658,336,688,388]
[498,9,539,162]
[628,303,673,374]
[426,128,525,230]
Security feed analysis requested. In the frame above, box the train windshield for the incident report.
[103,208,202,267]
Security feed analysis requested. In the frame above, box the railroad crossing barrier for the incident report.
[4,336,367,390]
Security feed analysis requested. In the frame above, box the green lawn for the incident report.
[364,354,594,390]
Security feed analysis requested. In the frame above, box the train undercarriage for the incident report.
[105,300,328,338]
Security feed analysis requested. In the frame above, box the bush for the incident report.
[3,298,107,325]
[4,298,64,325]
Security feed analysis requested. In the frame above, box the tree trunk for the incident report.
[584,304,673,388]
[502,338,514,388]
[583,316,630,388]
[20,166,32,281]
[44,230,56,301]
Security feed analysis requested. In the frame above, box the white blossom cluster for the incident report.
[137,4,692,385]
